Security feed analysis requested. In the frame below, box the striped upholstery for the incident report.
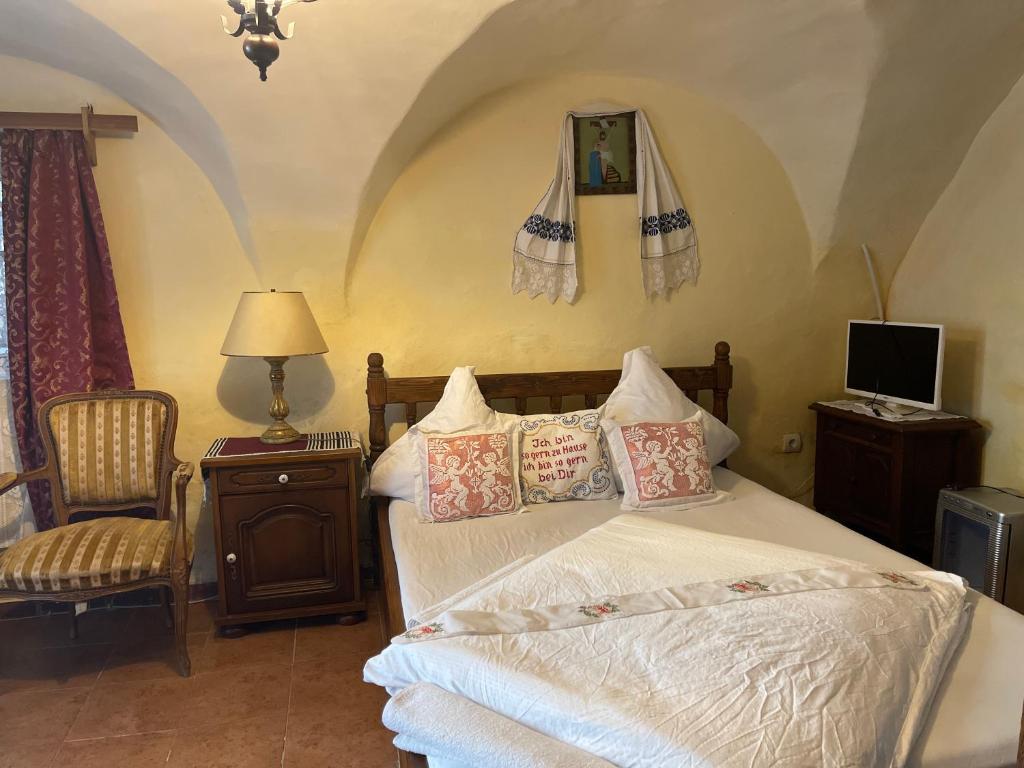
[47,398,168,506]
[0,517,192,593]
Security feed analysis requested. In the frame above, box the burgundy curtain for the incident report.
[0,130,134,529]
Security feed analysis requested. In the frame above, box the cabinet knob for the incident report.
[225,553,237,564]
[278,473,289,485]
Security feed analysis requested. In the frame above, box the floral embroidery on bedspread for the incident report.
[391,568,932,645]
[578,601,621,619]
[878,571,918,586]
[403,622,445,640]
[727,580,770,594]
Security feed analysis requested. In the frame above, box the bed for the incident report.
[365,344,1024,768]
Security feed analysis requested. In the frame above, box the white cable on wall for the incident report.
[861,244,885,321]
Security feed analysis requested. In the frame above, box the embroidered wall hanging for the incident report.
[512,107,698,303]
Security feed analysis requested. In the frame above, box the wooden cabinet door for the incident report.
[815,433,857,519]
[220,488,353,615]
[816,430,894,541]
[847,449,894,538]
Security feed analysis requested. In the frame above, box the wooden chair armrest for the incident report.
[0,466,48,496]
[0,472,20,495]
[171,462,194,565]
[174,462,195,487]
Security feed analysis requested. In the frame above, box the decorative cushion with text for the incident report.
[517,411,616,503]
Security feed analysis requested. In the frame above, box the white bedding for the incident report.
[385,469,1024,766]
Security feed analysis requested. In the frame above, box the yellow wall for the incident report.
[346,74,875,499]
[889,72,1024,489]
[3,62,876,582]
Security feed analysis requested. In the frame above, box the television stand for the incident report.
[809,402,981,562]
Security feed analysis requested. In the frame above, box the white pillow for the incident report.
[368,366,496,501]
[517,410,617,503]
[602,417,729,511]
[601,346,739,468]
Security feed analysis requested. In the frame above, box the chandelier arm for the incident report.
[222,16,247,36]
[271,19,293,40]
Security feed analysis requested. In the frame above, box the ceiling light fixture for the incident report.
[222,0,317,82]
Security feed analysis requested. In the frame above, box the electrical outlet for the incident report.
[782,433,803,453]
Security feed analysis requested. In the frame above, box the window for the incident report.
[0,172,31,545]
[0,182,5,359]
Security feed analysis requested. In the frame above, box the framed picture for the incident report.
[573,111,637,195]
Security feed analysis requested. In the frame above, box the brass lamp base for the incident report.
[260,420,301,444]
[260,356,302,444]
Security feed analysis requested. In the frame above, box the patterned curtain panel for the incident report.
[0,130,134,530]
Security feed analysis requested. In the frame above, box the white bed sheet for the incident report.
[387,468,1024,767]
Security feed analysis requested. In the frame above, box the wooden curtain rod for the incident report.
[0,107,139,166]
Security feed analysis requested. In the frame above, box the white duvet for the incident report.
[364,515,971,768]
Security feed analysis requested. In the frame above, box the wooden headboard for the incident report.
[365,341,733,467]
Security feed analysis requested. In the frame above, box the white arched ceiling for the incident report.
[354,0,1024,292]
[5,0,1024,292]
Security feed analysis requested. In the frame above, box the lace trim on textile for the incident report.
[512,252,577,303]
[640,208,691,237]
[522,215,575,243]
[641,244,699,298]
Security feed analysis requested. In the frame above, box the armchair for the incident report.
[0,390,194,676]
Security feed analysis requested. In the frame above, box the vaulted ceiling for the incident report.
[4,0,1024,293]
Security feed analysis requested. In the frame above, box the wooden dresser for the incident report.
[810,403,981,563]
[202,436,366,635]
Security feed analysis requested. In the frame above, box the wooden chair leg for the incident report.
[160,586,173,629]
[171,574,191,677]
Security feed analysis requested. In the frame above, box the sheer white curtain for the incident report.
[0,182,34,546]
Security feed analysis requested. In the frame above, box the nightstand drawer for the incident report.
[215,461,347,494]
[824,416,893,450]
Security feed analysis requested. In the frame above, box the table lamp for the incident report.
[221,290,328,444]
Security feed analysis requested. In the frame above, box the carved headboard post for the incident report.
[713,341,732,425]
[366,353,388,467]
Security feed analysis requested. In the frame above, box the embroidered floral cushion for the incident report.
[601,347,740,492]
[517,410,616,504]
[603,418,727,510]
[414,427,524,523]
[370,366,498,502]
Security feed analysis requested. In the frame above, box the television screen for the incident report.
[845,321,944,410]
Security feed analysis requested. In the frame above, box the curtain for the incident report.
[0,130,134,530]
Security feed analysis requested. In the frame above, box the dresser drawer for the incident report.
[215,461,348,494]
[824,416,894,450]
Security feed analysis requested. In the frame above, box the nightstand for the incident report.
[810,403,981,562]
[201,433,366,636]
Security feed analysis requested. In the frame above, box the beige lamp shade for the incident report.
[221,290,328,358]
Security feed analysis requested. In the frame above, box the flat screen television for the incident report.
[844,320,945,411]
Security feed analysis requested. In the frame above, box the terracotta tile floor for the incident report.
[0,594,397,767]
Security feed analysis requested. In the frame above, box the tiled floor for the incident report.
[0,594,397,767]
